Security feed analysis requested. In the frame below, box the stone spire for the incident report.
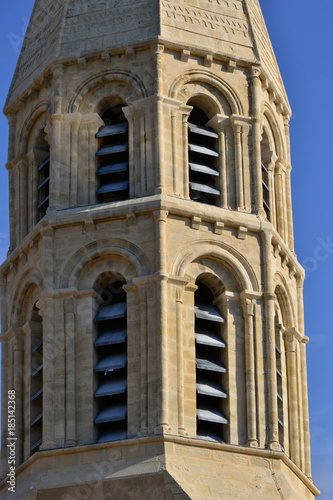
[5,0,289,112]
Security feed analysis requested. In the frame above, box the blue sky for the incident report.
[0,1,332,497]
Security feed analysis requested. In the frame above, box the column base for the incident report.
[246,439,259,448]
[269,441,282,451]
[40,441,56,451]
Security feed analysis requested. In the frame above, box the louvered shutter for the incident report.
[94,293,127,443]
[195,290,228,442]
[96,119,129,203]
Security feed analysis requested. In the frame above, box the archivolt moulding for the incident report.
[59,239,151,290]
[10,267,43,326]
[18,101,51,155]
[274,272,296,328]
[68,70,147,114]
[262,102,286,159]
[169,69,243,116]
[172,240,259,293]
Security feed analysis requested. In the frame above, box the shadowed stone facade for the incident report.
[0,0,319,498]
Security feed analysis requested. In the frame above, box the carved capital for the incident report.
[241,296,255,317]
[52,64,64,78]
[207,113,229,132]
[153,210,169,223]
[250,65,261,79]
[230,114,252,134]
[204,54,213,67]
[64,297,75,315]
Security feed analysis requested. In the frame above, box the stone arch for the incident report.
[262,103,286,158]
[10,268,43,326]
[274,272,296,328]
[68,70,147,114]
[169,69,243,115]
[186,262,235,293]
[59,239,151,290]
[172,240,259,292]
[19,102,51,155]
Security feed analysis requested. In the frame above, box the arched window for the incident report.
[30,304,43,454]
[194,282,228,442]
[188,106,220,205]
[275,312,284,450]
[95,105,129,203]
[35,131,50,220]
[94,280,127,443]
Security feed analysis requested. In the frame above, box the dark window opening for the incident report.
[262,162,270,218]
[96,106,129,204]
[195,282,228,442]
[94,281,127,443]
[30,304,43,454]
[275,314,284,451]
[188,106,220,205]
[36,132,50,220]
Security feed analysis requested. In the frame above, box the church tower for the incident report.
[0,0,319,498]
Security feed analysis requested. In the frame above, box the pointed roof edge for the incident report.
[4,0,67,111]
[246,0,291,113]
[4,0,291,117]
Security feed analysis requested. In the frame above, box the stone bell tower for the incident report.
[0,0,319,498]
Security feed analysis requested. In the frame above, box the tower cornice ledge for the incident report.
[0,195,303,281]
[0,436,320,498]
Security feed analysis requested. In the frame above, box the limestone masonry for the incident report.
[0,0,319,498]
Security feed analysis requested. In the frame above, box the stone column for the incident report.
[86,114,103,205]
[41,228,54,291]
[156,96,166,194]
[285,164,295,252]
[62,113,82,208]
[275,160,286,240]
[64,298,77,446]
[181,106,192,199]
[283,116,294,251]
[137,284,148,435]
[125,98,154,197]
[241,295,258,447]
[77,121,89,206]
[162,98,183,196]
[0,339,9,477]
[22,322,31,462]
[152,43,164,95]
[300,336,312,478]
[170,278,198,437]
[53,64,64,115]
[7,114,16,163]
[37,297,56,450]
[153,210,169,432]
[250,66,265,216]
[6,162,16,252]
[230,116,252,211]
[231,120,244,211]
[284,329,300,467]
[13,330,25,467]
[19,157,28,240]
[207,114,230,209]
[262,230,280,450]
[7,114,17,251]
[123,104,139,198]
[296,274,305,335]
[46,114,63,212]
[176,287,185,434]
[25,150,37,231]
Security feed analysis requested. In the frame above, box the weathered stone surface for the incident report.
[0,0,318,499]
[5,0,288,112]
